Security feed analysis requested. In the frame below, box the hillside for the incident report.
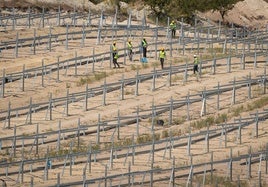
[0,0,268,28]
[1,0,268,186]
[202,0,268,29]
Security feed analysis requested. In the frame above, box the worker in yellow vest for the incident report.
[141,38,147,58]
[170,20,176,38]
[193,54,199,74]
[112,42,120,68]
[127,40,133,61]
[159,48,166,69]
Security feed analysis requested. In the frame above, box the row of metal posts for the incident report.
[1,109,268,186]
[11,147,267,187]
[1,118,86,160]
[78,143,268,186]
[6,105,150,158]
[0,146,268,182]
[1,11,238,58]
[1,108,266,184]
[1,53,82,98]
[4,105,163,176]
[0,20,266,131]
[186,129,268,185]
[2,63,267,131]
[2,26,174,95]
[5,51,258,95]
[1,6,89,30]
[167,70,263,123]
[1,11,268,187]
[2,12,95,57]
[1,44,259,97]
[2,22,264,90]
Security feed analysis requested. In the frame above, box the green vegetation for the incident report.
[161,130,169,138]
[125,88,134,95]
[137,133,161,144]
[190,115,223,130]
[172,116,186,125]
[142,63,149,69]
[91,0,244,23]
[195,174,249,187]
[6,95,268,161]
[104,137,133,149]
[151,62,160,68]
[130,64,138,71]
[230,105,244,117]
[77,72,107,86]
[246,95,268,110]
[172,74,183,82]
[143,0,171,19]
[229,95,268,116]
[191,95,268,130]
[143,0,244,24]
[209,0,242,22]
[47,95,268,157]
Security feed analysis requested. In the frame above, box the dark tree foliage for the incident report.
[144,0,171,18]
[143,0,244,24]
[176,0,205,23]
[207,0,244,22]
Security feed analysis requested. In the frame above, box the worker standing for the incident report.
[127,40,133,61]
[141,38,147,58]
[170,20,176,38]
[112,42,120,68]
[159,48,166,69]
[193,54,199,74]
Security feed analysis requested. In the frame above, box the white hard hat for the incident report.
[194,55,197,57]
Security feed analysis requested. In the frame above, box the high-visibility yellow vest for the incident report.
[112,45,117,52]
[112,44,118,59]
[127,42,132,50]
[142,40,147,47]
[159,51,166,59]
[114,53,119,59]
[194,58,199,64]
[170,22,176,30]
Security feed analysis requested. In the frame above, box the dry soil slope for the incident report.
[1,0,268,28]
[203,0,268,28]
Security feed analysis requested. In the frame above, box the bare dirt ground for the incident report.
[1,1,268,187]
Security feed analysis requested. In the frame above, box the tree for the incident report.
[144,0,209,23]
[143,0,244,24]
[208,0,244,22]
[176,0,204,23]
[143,0,171,18]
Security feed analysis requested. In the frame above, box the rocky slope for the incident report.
[201,0,268,29]
[0,0,267,28]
